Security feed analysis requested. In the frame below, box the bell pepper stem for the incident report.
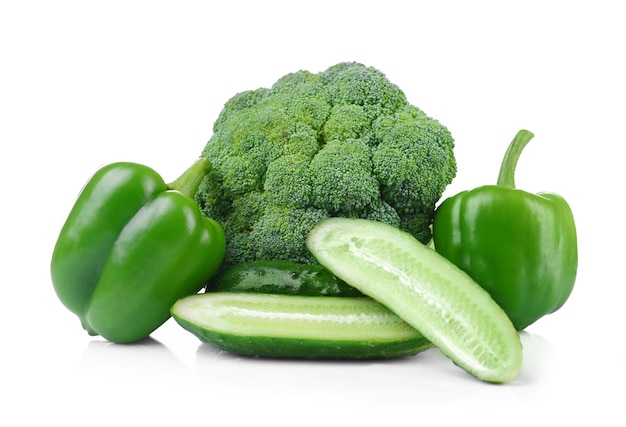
[496,129,535,189]
[168,158,211,198]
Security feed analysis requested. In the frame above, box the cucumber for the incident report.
[306,217,522,383]
[171,292,432,359]
[207,259,363,297]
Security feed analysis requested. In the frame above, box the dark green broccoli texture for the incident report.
[196,62,456,267]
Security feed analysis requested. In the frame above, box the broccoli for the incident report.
[196,62,456,267]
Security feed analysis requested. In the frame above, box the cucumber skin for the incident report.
[171,293,432,360]
[207,260,363,297]
[306,218,522,383]
[174,317,431,359]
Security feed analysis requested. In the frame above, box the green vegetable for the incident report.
[207,259,363,297]
[195,62,456,267]
[433,130,578,330]
[306,217,522,383]
[51,159,226,343]
[171,292,432,359]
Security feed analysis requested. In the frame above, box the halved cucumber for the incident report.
[306,217,522,383]
[171,292,432,359]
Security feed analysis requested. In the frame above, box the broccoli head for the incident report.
[196,62,456,267]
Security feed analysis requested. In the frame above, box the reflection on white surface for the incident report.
[81,337,193,377]
[79,327,556,389]
[5,323,606,426]
[79,328,556,396]
[66,330,562,424]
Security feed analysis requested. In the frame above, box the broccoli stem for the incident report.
[496,129,534,189]
[168,158,211,198]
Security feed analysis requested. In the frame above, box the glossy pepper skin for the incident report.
[433,130,577,330]
[51,158,226,343]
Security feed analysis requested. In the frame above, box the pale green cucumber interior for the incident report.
[307,218,522,383]
[173,293,423,341]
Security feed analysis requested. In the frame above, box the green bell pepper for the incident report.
[432,130,578,330]
[51,158,226,343]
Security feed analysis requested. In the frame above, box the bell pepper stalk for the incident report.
[51,158,226,343]
[432,130,578,330]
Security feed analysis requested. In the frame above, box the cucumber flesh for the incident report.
[306,218,522,383]
[171,292,432,359]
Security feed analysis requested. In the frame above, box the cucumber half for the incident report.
[171,292,432,359]
[306,217,522,383]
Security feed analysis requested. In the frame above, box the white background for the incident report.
[2,1,623,425]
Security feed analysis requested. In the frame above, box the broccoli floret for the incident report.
[309,138,379,214]
[197,62,456,267]
[372,104,456,214]
[248,206,329,264]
